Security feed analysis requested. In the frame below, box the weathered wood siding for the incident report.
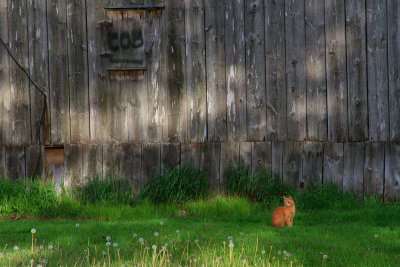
[0,1,400,200]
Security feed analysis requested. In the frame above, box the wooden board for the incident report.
[265,0,286,141]
[305,0,327,141]
[206,0,226,141]
[272,141,284,178]
[387,0,400,142]
[161,143,180,172]
[220,142,239,186]
[146,4,166,142]
[239,142,252,167]
[28,0,50,145]
[48,0,70,145]
[181,142,199,169]
[186,0,206,142]
[142,143,160,182]
[364,142,384,197]
[323,142,344,189]
[82,144,103,182]
[102,144,123,178]
[283,141,302,189]
[343,142,364,194]
[26,145,45,178]
[9,0,30,145]
[385,143,400,202]
[0,146,5,178]
[5,146,25,180]
[245,0,266,141]
[251,142,272,173]
[68,0,90,144]
[87,0,109,143]
[366,0,388,141]
[165,0,186,142]
[301,142,323,187]
[0,0,10,145]
[121,144,142,188]
[225,0,246,141]
[325,0,348,142]
[285,0,306,141]
[199,142,220,189]
[64,144,83,188]
[345,0,368,141]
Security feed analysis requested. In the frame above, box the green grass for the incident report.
[0,198,399,266]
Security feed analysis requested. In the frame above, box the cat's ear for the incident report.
[289,196,293,200]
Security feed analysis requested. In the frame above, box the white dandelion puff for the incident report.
[323,254,328,259]
[154,232,159,237]
[106,236,111,241]
[31,229,36,234]
[106,242,111,247]
[229,242,234,248]
[113,243,118,248]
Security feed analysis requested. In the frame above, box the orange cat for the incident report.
[271,196,295,227]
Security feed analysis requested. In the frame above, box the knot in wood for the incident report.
[291,59,297,65]
[353,58,360,65]
[249,2,257,13]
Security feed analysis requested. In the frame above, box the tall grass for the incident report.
[139,166,209,204]
[225,164,294,208]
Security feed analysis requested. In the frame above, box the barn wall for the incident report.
[0,0,400,200]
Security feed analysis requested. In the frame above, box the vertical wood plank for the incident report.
[220,142,239,186]
[206,0,226,141]
[200,142,220,189]
[343,142,364,194]
[102,144,123,178]
[48,0,70,145]
[251,142,272,173]
[388,0,400,142]
[26,145,45,178]
[146,5,166,142]
[161,143,180,172]
[82,144,103,181]
[0,146,4,177]
[345,0,368,141]
[64,144,83,188]
[68,0,90,144]
[5,146,26,180]
[283,141,302,189]
[366,0,388,141]
[364,142,384,197]
[121,144,142,189]
[305,0,327,141]
[87,0,109,143]
[325,0,348,142]
[272,141,284,178]
[285,0,306,141]
[225,0,246,141]
[265,0,286,141]
[186,0,206,142]
[385,143,400,202]
[142,143,160,181]
[0,0,10,145]
[181,142,200,168]
[28,0,50,145]
[239,141,252,167]
[9,0,30,145]
[165,0,186,142]
[302,142,323,187]
[323,142,344,189]
[245,0,266,141]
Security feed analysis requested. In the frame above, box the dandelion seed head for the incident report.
[216,257,220,262]
[229,242,234,248]
[374,234,378,238]
[22,250,27,255]
[13,245,19,251]
[283,250,287,256]
[262,250,266,254]
[195,239,199,243]
[154,232,159,237]
[160,221,164,225]
[31,228,36,234]
[287,253,291,257]
[323,254,328,259]
[133,233,137,237]
[106,242,111,247]
[228,236,232,241]
[152,245,157,250]
[39,245,44,250]
[106,236,111,241]
[48,245,53,250]
[75,223,80,228]
[242,259,246,263]
[113,243,118,248]
[6,252,11,257]
[41,259,48,264]
[193,258,197,263]
[176,230,180,234]
[37,265,42,267]
[139,238,144,243]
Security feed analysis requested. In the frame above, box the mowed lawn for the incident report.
[0,202,399,266]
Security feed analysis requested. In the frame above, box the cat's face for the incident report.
[283,196,294,207]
